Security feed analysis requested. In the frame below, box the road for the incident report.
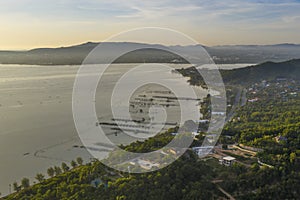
[211,180,236,200]
[226,87,245,123]
[231,144,256,156]
[240,89,247,107]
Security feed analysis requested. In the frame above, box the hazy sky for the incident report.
[1,0,300,50]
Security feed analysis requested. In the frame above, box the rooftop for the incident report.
[223,156,236,161]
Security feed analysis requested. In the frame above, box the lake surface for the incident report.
[0,63,250,196]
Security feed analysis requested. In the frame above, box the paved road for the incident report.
[216,185,236,200]
[240,89,247,107]
[226,87,242,122]
[231,145,256,156]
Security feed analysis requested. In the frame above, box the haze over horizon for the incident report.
[2,41,300,52]
[1,0,300,50]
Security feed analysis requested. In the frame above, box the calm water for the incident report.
[0,63,249,196]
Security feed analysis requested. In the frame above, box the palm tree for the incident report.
[61,162,70,172]
[71,160,77,168]
[21,178,30,189]
[54,166,62,176]
[47,167,55,177]
[12,182,20,192]
[35,173,45,183]
[76,157,83,165]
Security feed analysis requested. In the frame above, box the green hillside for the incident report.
[222,59,300,85]
[178,59,300,87]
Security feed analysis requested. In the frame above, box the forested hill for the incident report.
[178,59,300,86]
[0,42,182,65]
[221,59,300,85]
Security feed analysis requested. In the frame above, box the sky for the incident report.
[0,0,300,50]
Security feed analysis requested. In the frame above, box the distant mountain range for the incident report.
[0,42,300,65]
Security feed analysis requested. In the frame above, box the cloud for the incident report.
[1,0,300,48]
[282,15,300,23]
[1,0,299,25]
[101,0,300,30]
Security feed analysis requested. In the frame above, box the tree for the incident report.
[71,160,77,168]
[77,157,83,166]
[35,173,45,183]
[61,162,70,172]
[290,152,296,163]
[21,178,30,189]
[222,144,228,150]
[251,163,260,172]
[54,166,62,176]
[12,182,20,192]
[47,167,55,177]
[116,195,127,200]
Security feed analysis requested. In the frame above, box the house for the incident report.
[219,156,236,166]
[211,112,226,116]
[276,77,287,82]
[197,119,209,123]
[275,135,287,143]
[91,178,107,188]
[248,98,259,102]
[192,131,200,138]
[261,80,267,87]
[168,148,181,156]
[206,134,218,143]
[137,159,160,170]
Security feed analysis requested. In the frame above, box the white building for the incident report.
[192,132,200,138]
[197,119,209,123]
[219,156,236,166]
[211,112,226,116]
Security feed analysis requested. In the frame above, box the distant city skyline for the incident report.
[1,0,300,50]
